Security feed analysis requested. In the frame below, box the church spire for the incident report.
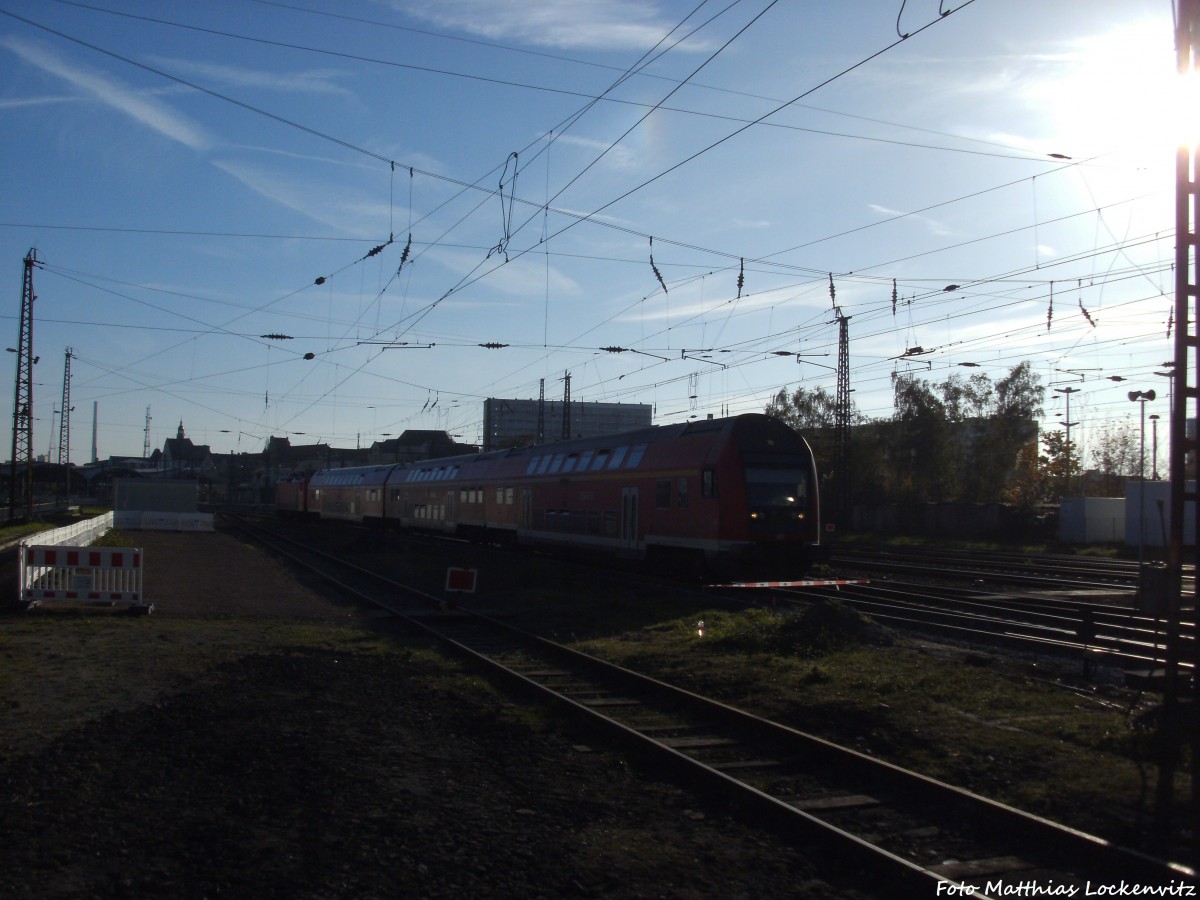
[177,419,185,440]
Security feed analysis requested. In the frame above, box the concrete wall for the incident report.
[1059,497,1124,543]
[113,479,197,513]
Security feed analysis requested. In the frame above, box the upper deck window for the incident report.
[625,444,647,468]
[590,450,610,471]
[606,446,628,469]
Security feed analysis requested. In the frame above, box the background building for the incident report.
[482,399,652,451]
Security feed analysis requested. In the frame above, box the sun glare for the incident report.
[1038,20,1193,159]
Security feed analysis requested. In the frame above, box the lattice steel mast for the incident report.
[561,371,571,440]
[56,347,73,505]
[834,312,851,528]
[57,348,73,467]
[9,249,38,522]
[1163,0,1200,837]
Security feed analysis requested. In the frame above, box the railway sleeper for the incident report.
[929,855,1036,880]
[578,696,644,708]
[657,735,741,750]
[787,793,881,812]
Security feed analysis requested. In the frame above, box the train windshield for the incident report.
[744,468,811,532]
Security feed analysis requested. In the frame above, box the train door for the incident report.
[521,489,533,530]
[518,489,534,545]
[620,487,639,554]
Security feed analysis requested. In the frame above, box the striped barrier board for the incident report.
[20,544,147,609]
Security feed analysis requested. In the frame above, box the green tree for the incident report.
[891,372,954,502]
[765,385,840,429]
[960,362,1044,503]
[1089,419,1140,496]
[1040,428,1082,498]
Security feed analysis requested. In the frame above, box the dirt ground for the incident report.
[0,528,871,899]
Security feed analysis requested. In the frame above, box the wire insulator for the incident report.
[650,237,667,294]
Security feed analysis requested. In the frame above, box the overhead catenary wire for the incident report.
[2,0,1168,449]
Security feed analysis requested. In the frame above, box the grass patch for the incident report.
[569,601,1178,842]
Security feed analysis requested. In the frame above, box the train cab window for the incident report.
[702,469,718,498]
[655,479,672,509]
[625,444,647,468]
[677,478,689,508]
[606,446,628,469]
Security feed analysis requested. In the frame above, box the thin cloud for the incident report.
[552,133,637,168]
[152,57,354,97]
[1,36,212,151]
[869,202,952,237]
[393,0,708,52]
[0,92,79,110]
[212,160,384,237]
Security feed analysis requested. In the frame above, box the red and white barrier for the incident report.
[708,578,870,589]
[20,544,147,609]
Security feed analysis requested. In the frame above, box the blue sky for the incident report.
[0,0,1185,463]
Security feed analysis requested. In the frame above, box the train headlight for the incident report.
[749,512,760,520]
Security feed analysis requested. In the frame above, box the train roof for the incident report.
[308,414,801,483]
[307,463,397,486]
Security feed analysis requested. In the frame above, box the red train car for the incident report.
[287,414,821,578]
[274,474,310,515]
[306,464,395,524]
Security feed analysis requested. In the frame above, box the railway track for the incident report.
[787,578,1197,676]
[229,517,1195,897]
[829,544,1196,595]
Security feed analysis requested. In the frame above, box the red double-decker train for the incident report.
[275,413,822,578]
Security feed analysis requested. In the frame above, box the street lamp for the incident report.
[1128,389,1157,564]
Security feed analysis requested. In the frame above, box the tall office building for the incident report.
[482,399,652,451]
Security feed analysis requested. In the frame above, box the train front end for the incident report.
[718,415,822,578]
